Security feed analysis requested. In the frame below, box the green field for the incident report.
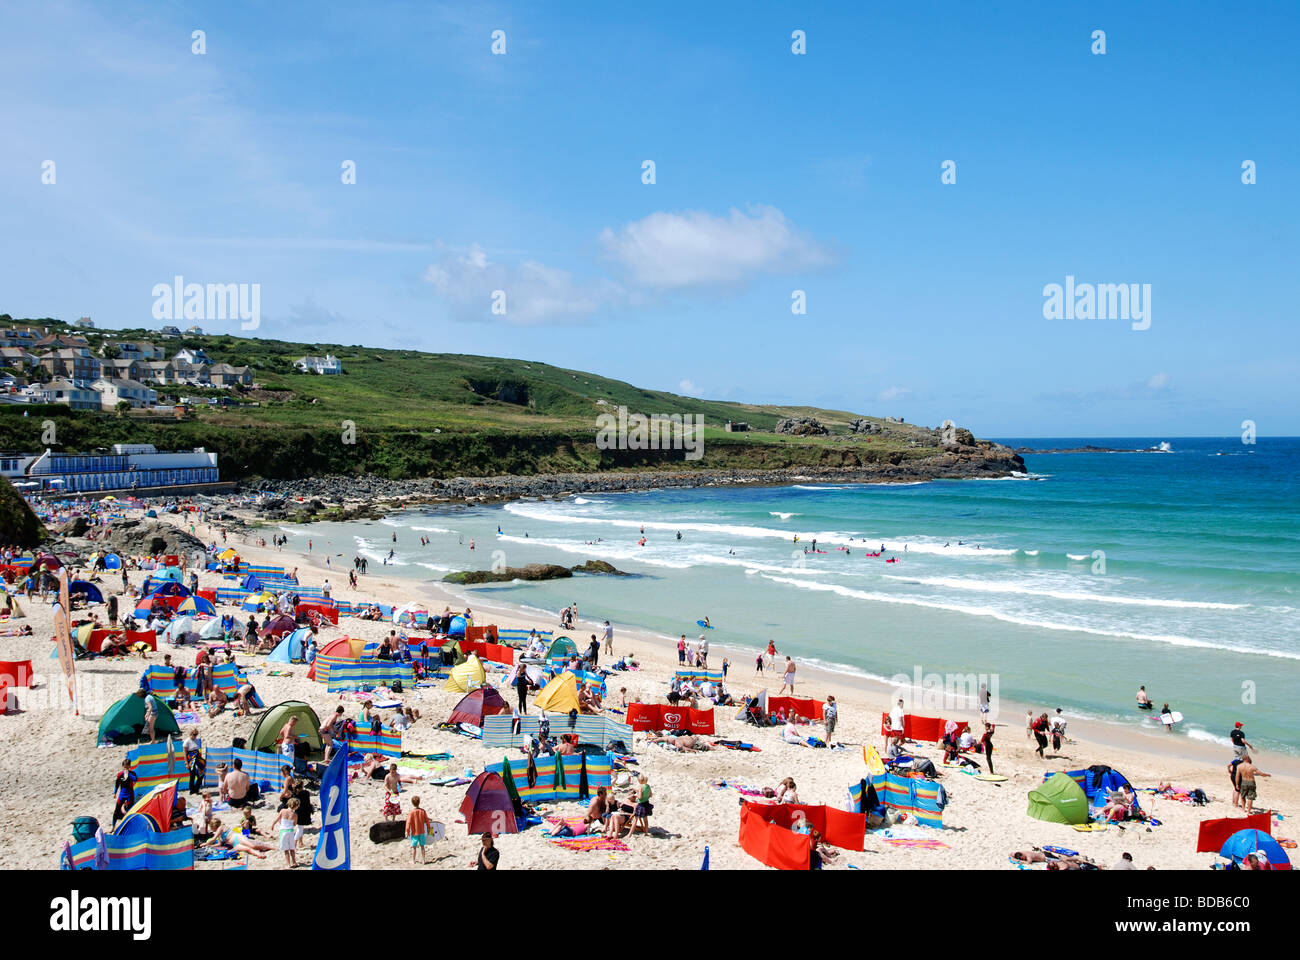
[0,318,964,480]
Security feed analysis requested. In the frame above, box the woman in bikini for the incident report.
[202,818,274,859]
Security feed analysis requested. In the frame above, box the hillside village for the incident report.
[0,316,341,414]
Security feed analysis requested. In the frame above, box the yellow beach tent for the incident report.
[533,671,580,714]
[445,654,486,693]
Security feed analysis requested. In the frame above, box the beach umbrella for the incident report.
[1220,829,1290,867]
[241,590,275,612]
[218,547,238,560]
[35,552,61,570]
[177,595,216,616]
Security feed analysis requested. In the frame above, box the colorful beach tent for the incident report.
[459,771,518,834]
[267,628,313,663]
[545,636,579,661]
[1027,772,1090,825]
[155,566,184,583]
[261,614,298,638]
[113,782,177,835]
[306,635,367,681]
[97,693,180,743]
[218,548,239,560]
[532,671,580,713]
[438,639,465,666]
[68,580,105,604]
[248,700,323,753]
[1219,829,1291,868]
[445,654,487,694]
[146,580,189,597]
[448,687,511,727]
[1060,766,1143,813]
[447,614,470,637]
[102,553,122,569]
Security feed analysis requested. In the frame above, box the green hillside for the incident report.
[0,317,993,481]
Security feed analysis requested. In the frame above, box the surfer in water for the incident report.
[1136,685,1152,709]
[702,617,710,628]
[676,531,682,540]
[1160,703,1175,732]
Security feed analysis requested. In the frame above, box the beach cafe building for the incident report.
[0,443,219,494]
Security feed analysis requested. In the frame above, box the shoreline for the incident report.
[2,503,1288,871]
[263,509,1300,781]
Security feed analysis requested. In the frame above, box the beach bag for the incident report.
[391,680,403,693]
[72,817,99,842]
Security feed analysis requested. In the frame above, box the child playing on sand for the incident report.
[406,797,431,863]
[274,799,300,868]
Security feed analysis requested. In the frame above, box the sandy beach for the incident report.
[2,501,1294,871]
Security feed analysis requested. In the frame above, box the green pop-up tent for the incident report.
[1027,772,1090,825]
[248,700,323,753]
[98,692,180,744]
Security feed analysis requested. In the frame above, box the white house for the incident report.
[41,379,100,410]
[173,347,212,366]
[294,354,342,375]
[91,378,158,410]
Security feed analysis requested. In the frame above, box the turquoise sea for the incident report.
[278,437,1300,756]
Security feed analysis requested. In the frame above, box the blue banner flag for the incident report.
[313,747,351,870]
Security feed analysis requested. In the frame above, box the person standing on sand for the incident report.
[1234,756,1271,815]
[1032,713,1050,758]
[778,657,796,694]
[1230,721,1254,759]
[755,653,764,675]
[514,665,530,714]
[823,695,838,745]
[981,724,996,775]
[602,620,614,655]
[677,635,686,665]
[1026,710,1034,740]
[406,796,431,863]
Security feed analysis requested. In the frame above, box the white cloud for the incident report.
[598,205,834,289]
[1147,372,1171,390]
[878,386,911,403]
[678,379,699,395]
[423,243,620,324]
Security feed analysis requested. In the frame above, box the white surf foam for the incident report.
[881,574,1245,610]
[759,574,1300,661]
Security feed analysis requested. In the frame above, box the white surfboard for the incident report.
[1160,711,1183,726]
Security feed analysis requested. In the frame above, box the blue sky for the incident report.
[1,0,1296,436]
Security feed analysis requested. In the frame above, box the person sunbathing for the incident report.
[207,687,228,716]
[201,818,273,859]
[583,787,609,833]
[774,778,799,804]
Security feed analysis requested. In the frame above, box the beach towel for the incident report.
[548,834,630,852]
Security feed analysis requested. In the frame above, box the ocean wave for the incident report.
[759,574,1300,661]
[1185,728,1233,748]
[791,484,853,490]
[502,501,1016,556]
[881,574,1245,610]
[769,512,800,520]
[1067,553,1090,561]
[410,525,453,534]
[495,534,695,569]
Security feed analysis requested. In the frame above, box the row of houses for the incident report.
[0,330,252,390]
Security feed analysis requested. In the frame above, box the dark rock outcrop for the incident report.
[774,417,828,436]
